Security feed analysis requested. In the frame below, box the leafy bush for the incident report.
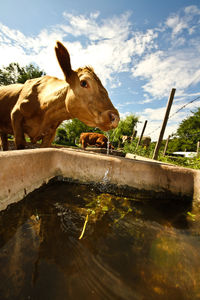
[159,155,200,169]
[123,139,154,158]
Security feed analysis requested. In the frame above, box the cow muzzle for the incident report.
[109,111,120,128]
[97,110,120,131]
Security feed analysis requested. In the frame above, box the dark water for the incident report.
[0,181,200,300]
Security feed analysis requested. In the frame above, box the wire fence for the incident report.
[145,93,200,138]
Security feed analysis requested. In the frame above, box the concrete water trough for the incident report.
[0,147,200,211]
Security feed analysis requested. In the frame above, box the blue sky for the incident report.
[0,0,200,140]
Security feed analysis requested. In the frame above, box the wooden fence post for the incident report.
[197,141,200,157]
[131,130,137,141]
[153,88,176,160]
[136,120,147,150]
[163,135,170,156]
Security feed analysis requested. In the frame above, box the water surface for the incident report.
[0,181,200,300]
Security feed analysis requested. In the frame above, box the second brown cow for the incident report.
[80,132,113,149]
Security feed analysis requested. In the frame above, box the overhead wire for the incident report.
[169,95,200,120]
[146,93,200,136]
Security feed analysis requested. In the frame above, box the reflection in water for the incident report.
[0,181,200,300]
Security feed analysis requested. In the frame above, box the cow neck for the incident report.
[44,86,72,126]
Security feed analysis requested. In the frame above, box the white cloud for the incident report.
[59,12,157,84]
[166,15,188,37]
[184,5,200,15]
[136,97,200,141]
[0,12,158,87]
[130,5,200,103]
[62,11,131,41]
[165,5,200,38]
[135,106,180,142]
[0,23,66,78]
[117,101,134,108]
[132,39,200,99]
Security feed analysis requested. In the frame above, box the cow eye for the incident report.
[80,80,88,88]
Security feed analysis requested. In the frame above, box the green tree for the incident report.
[168,108,200,152]
[0,62,46,85]
[55,128,69,145]
[110,114,138,146]
[17,64,46,83]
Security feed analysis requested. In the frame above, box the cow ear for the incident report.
[55,41,75,84]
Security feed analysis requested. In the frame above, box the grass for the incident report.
[123,141,200,170]
[158,155,200,169]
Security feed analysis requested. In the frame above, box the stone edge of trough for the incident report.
[0,147,200,211]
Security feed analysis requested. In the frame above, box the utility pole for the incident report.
[153,88,176,160]
[136,120,147,150]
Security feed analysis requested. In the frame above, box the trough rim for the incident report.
[0,147,200,211]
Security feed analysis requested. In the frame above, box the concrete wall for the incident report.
[0,148,200,211]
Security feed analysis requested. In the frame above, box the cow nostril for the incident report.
[107,111,120,128]
[98,110,120,130]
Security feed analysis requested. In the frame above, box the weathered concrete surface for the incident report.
[0,149,58,210]
[0,148,200,211]
[126,153,166,163]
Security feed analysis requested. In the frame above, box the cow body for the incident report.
[80,132,113,149]
[0,42,119,150]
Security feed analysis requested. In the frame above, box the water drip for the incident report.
[102,169,109,184]
[107,135,110,155]
[94,168,110,193]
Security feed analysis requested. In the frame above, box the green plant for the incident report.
[123,139,154,157]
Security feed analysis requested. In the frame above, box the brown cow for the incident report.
[0,41,120,150]
[80,132,114,149]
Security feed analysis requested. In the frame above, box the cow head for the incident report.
[55,41,120,131]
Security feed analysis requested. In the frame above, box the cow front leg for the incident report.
[79,137,87,149]
[11,109,26,150]
[82,140,87,149]
[0,133,8,151]
[40,129,57,148]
